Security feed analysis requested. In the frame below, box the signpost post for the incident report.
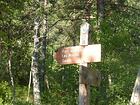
[79,21,90,105]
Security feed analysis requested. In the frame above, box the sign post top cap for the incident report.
[81,19,89,24]
[82,19,86,22]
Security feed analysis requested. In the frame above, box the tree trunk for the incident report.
[130,69,140,105]
[31,20,41,105]
[40,0,48,94]
[97,0,105,25]
[27,71,32,101]
[8,49,15,105]
[7,35,16,105]
[96,0,106,104]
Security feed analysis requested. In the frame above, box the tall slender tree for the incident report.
[96,0,108,105]
[31,19,41,105]
[7,36,15,105]
[40,0,48,95]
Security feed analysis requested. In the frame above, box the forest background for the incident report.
[0,0,140,105]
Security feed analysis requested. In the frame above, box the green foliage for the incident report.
[0,82,32,105]
[0,0,140,104]
[0,98,3,105]
[42,60,79,104]
[15,100,32,105]
[0,81,12,104]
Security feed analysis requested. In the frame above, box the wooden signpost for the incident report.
[54,21,101,105]
[79,21,90,105]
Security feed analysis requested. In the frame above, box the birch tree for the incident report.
[31,20,41,105]
[7,36,15,105]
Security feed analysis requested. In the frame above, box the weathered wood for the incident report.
[80,21,89,45]
[54,44,101,64]
[79,18,90,105]
[79,84,90,105]
[80,67,101,87]
[79,65,90,105]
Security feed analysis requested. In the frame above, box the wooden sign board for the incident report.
[82,44,101,63]
[54,44,101,64]
[54,46,82,64]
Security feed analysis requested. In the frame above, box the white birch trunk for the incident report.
[27,71,32,101]
[7,34,15,105]
[8,52,15,105]
[130,70,140,105]
[31,20,41,105]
